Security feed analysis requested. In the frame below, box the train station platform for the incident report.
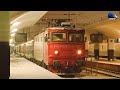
[85,57,120,73]
[10,54,62,79]
[86,57,120,65]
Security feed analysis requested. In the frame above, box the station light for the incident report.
[11,33,15,37]
[10,39,13,43]
[21,44,24,46]
[26,43,28,46]
[9,43,15,47]
[11,28,18,33]
[12,22,20,27]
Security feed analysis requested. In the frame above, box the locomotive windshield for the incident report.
[52,33,66,42]
[69,33,84,42]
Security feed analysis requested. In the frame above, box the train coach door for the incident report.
[44,31,49,65]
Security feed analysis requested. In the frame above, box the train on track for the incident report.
[88,43,120,58]
[14,21,86,75]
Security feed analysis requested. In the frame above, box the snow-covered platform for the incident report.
[10,54,62,79]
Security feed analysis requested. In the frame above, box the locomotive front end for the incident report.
[47,29,85,75]
[48,43,85,75]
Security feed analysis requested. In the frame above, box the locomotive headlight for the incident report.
[54,50,59,54]
[77,50,81,55]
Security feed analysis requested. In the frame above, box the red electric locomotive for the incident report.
[15,20,85,75]
[34,26,85,75]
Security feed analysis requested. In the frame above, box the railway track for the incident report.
[83,67,120,78]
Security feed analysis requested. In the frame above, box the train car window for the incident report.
[69,33,83,42]
[52,33,66,42]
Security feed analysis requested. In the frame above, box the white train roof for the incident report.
[47,27,65,30]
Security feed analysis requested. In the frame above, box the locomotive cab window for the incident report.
[52,33,66,42]
[69,33,83,42]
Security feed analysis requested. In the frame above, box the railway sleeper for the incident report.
[83,67,120,78]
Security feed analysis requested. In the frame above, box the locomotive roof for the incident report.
[47,27,85,31]
[34,27,85,37]
[47,27,65,30]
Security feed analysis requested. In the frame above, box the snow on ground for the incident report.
[10,54,62,79]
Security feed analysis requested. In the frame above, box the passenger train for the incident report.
[89,43,120,58]
[15,22,85,75]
